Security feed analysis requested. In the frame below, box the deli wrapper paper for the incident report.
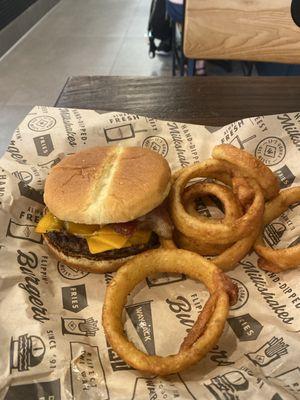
[0,106,300,400]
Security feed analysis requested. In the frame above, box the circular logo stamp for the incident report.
[28,116,56,132]
[255,137,286,166]
[142,136,169,157]
[57,262,89,280]
[230,278,249,310]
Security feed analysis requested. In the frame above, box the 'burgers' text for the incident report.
[17,249,49,323]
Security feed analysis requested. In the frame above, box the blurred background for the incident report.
[1,0,171,145]
[0,0,300,154]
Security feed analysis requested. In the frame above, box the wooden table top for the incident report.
[55,76,300,126]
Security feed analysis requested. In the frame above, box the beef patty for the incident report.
[45,231,160,260]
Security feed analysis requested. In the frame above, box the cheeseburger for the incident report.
[36,146,172,273]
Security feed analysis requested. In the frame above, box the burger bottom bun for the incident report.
[43,235,135,274]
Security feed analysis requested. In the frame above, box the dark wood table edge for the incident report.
[54,76,71,107]
[54,75,300,126]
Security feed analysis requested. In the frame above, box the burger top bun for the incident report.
[44,146,171,225]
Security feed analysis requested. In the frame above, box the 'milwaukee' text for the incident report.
[17,249,49,323]
[241,260,294,324]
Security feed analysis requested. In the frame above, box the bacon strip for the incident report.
[113,221,137,236]
[137,203,173,239]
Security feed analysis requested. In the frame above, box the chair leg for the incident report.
[187,59,196,76]
[241,61,254,76]
[171,21,185,77]
[179,25,185,76]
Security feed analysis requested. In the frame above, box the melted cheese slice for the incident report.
[87,229,152,254]
[87,232,128,254]
[36,212,152,254]
[66,222,99,236]
[127,230,151,245]
[35,212,63,233]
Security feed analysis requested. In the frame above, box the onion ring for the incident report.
[175,181,243,256]
[183,182,243,223]
[173,168,232,187]
[232,177,255,210]
[172,173,263,271]
[213,228,260,271]
[212,144,279,200]
[174,229,229,256]
[170,159,264,245]
[102,248,237,375]
[254,187,300,272]
[175,224,260,271]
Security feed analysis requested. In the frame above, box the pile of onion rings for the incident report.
[102,143,299,376]
[102,248,237,375]
[170,144,300,272]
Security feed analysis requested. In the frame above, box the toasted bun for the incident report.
[44,146,171,224]
[44,234,135,273]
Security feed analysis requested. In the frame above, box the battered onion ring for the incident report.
[232,177,255,210]
[214,228,260,271]
[254,187,300,272]
[174,229,229,256]
[176,182,243,256]
[172,168,232,187]
[183,182,243,223]
[212,144,280,200]
[102,249,237,375]
[170,159,264,245]
[209,176,262,271]
[176,224,260,271]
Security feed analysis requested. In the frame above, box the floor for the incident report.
[0,0,175,155]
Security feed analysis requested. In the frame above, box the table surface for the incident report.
[55,76,300,126]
